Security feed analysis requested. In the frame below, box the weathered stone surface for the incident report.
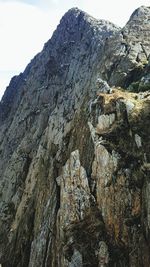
[0,5,150,267]
[90,88,150,266]
[96,113,115,133]
[98,6,150,87]
[58,150,91,225]
[55,150,91,266]
[97,241,109,267]
[134,133,142,148]
[96,78,112,93]
[69,249,83,267]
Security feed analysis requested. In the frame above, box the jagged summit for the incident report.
[129,5,150,21]
[96,5,150,87]
[0,7,119,123]
[60,6,119,27]
[50,6,119,46]
[125,5,150,32]
[60,7,84,18]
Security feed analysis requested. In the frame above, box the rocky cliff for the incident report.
[0,6,150,267]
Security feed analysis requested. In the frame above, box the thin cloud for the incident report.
[0,1,58,71]
[0,1,60,98]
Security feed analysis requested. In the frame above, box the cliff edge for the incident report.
[0,6,150,267]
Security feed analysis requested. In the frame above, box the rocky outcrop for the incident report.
[0,6,150,267]
[90,89,150,266]
[98,6,150,87]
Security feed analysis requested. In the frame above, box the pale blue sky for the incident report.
[0,0,150,99]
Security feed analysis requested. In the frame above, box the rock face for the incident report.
[99,6,150,87]
[0,6,150,267]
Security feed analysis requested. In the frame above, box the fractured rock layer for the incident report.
[0,6,150,267]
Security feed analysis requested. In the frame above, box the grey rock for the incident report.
[135,134,142,148]
[0,5,150,267]
[98,6,150,87]
[96,78,112,93]
[97,241,109,267]
[69,249,82,267]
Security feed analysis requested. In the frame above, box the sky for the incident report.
[0,0,149,99]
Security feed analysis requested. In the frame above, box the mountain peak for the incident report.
[58,6,96,30]
[0,6,150,267]
[129,5,150,21]
[59,6,119,31]
[64,7,83,16]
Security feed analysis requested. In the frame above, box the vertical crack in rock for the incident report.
[88,88,150,266]
[56,150,91,266]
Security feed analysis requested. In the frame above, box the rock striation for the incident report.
[0,6,150,267]
[98,6,150,87]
